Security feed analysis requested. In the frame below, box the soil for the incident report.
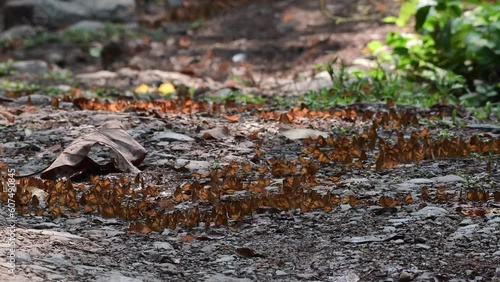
[1,1,500,282]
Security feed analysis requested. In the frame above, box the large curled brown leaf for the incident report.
[40,121,147,180]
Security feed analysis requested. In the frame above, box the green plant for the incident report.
[369,0,500,105]
[0,60,14,76]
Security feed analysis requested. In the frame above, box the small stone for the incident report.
[204,274,253,282]
[296,273,316,279]
[152,131,194,142]
[415,244,431,250]
[412,206,448,218]
[405,178,434,184]
[399,271,413,282]
[67,20,105,32]
[152,242,173,250]
[215,255,236,263]
[459,219,473,226]
[430,174,465,183]
[15,251,31,263]
[275,270,287,276]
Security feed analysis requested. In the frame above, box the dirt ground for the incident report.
[1,1,500,282]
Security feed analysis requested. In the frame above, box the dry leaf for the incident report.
[40,121,147,180]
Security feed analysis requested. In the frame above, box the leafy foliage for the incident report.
[370,0,500,105]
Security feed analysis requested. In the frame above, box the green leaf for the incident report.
[367,40,383,52]
[415,5,432,31]
[89,47,102,58]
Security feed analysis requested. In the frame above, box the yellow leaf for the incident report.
[135,83,151,94]
[158,83,175,95]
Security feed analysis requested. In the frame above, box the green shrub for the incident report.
[369,0,500,106]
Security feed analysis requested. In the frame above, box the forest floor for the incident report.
[1,0,500,281]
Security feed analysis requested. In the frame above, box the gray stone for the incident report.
[152,131,194,142]
[67,20,105,32]
[26,229,87,241]
[0,25,43,41]
[98,272,143,282]
[415,244,431,250]
[66,218,87,225]
[14,94,52,106]
[399,271,413,282]
[204,274,253,282]
[76,70,118,86]
[430,174,465,183]
[11,60,49,74]
[451,224,478,239]
[412,206,448,218]
[72,0,135,22]
[275,270,288,276]
[152,242,173,250]
[215,255,236,263]
[5,0,134,29]
[15,251,31,263]
[175,159,211,173]
[405,178,434,184]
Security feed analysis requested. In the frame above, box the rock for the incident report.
[204,274,253,282]
[343,232,400,244]
[280,128,329,140]
[459,219,473,226]
[296,273,317,279]
[405,178,434,184]
[5,0,135,29]
[430,174,465,183]
[399,271,413,282]
[66,218,87,225]
[98,272,143,282]
[26,229,87,241]
[415,244,431,250]
[152,131,194,142]
[0,24,43,41]
[15,251,31,263]
[152,242,173,250]
[275,270,287,276]
[14,94,52,106]
[412,206,448,218]
[76,70,118,86]
[66,20,105,33]
[215,255,236,263]
[175,159,211,173]
[278,76,332,94]
[451,224,478,239]
[328,271,360,282]
[11,60,49,74]
[72,0,135,22]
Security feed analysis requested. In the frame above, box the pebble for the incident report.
[399,271,413,282]
[275,270,287,276]
[415,244,431,250]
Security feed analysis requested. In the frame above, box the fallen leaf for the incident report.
[200,127,231,140]
[223,115,240,122]
[40,121,147,180]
